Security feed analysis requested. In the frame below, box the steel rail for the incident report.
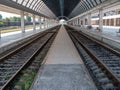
[68,30,120,87]
[0,32,47,62]
[1,33,55,90]
[0,26,60,90]
[0,27,60,90]
[0,26,59,62]
[77,31,120,56]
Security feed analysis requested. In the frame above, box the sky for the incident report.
[0,11,39,21]
[0,11,20,18]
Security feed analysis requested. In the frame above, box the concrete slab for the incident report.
[30,26,97,90]
[45,26,82,64]
[31,64,96,90]
[0,25,58,54]
[0,28,43,47]
[69,25,120,49]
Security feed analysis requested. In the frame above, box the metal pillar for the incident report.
[105,19,107,26]
[114,18,116,26]
[43,17,46,29]
[49,19,52,27]
[33,14,36,30]
[77,18,79,26]
[83,18,85,28]
[76,19,78,26]
[39,16,42,29]
[21,11,25,33]
[46,18,48,28]
[78,18,80,26]
[73,20,74,26]
[47,19,49,28]
[48,19,50,27]
[0,28,1,38]
[76,19,77,25]
[88,13,91,26]
[99,9,103,31]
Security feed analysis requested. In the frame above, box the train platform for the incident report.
[0,27,44,47]
[30,26,96,90]
[70,25,120,49]
[0,26,56,54]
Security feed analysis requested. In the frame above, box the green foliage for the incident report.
[118,10,120,14]
[14,70,36,90]
[12,16,21,21]
[5,17,11,21]
[24,71,35,90]
[0,14,2,20]
[26,16,31,22]
[5,16,21,22]
[0,21,3,27]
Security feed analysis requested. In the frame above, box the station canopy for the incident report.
[0,0,107,20]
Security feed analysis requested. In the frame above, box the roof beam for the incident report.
[68,0,120,21]
[0,0,49,18]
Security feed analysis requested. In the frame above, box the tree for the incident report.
[5,17,11,21]
[26,16,31,22]
[4,17,21,22]
[0,14,2,20]
[12,16,21,21]
[118,10,120,14]
[0,21,3,27]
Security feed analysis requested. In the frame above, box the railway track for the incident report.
[65,26,120,90]
[0,26,60,90]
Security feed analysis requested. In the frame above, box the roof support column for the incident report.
[54,20,56,26]
[114,18,116,26]
[83,18,85,28]
[109,19,111,26]
[99,9,103,32]
[73,20,74,26]
[105,19,107,26]
[78,18,80,26]
[39,16,42,29]
[74,20,75,26]
[47,18,49,28]
[21,11,25,33]
[88,13,91,26]
[50,19,52,27]
[49,19,51,27]
[33,14,36,30]
[76,19,78,26]
[72,21,74,26]
[76,19,77,26]
[0,28,1,38]
[46,18,48,28]
[44,18,47,29]
[75,19,77,26]
[77,18,79,26]
[45,18,47,28]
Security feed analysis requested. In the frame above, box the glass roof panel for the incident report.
[26,0,33,7]
[30,0,37,9]
[12,0,17,2]
[22,0,28,6]
[17,0,23,4]
[96,0,101,4]
[91,0,97,6]
[32,0,41,10]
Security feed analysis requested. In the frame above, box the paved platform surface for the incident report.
[45,26,82,64]
[30,26,96,90]
[0,26,56,47]
[70,25,120,49]
[71,25,120,41]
